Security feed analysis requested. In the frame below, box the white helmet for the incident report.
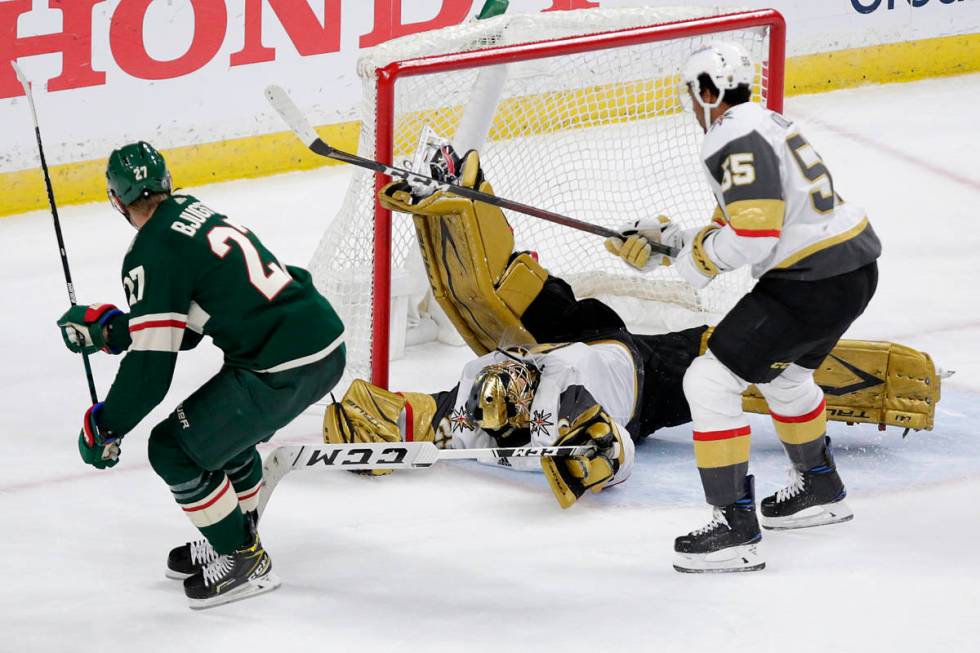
[681,42,755,127]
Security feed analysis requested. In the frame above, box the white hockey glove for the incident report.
[604,216,685,270]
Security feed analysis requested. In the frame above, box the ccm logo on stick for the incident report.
[305,447,409,467]
[493,447,566,458]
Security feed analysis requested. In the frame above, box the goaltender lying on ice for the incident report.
[323,149,941,510]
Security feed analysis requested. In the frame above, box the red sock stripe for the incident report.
[771,398,827,424]
[693,425,751,441]
[397,392,414,442]
[236,483,263,502]
[182,478,232,513]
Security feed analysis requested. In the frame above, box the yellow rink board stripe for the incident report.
[3,32,979,218]
[786,33,980,96]
[1,122,361,218]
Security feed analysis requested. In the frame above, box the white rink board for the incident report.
[2,0,978,173]
[0,76,979,652]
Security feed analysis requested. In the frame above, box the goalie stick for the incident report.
[264,85,678,257]
[256,441,594,516]
[12,62,117,461]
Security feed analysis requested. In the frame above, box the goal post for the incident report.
[309,7,786,389]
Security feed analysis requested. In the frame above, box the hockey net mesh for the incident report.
[309,7,776,384]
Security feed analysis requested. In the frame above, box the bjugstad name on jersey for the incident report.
[171,202,216,237]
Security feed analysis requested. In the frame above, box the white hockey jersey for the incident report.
[673,102,881,289]
[446,341,636,481]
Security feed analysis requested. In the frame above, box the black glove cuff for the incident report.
[103,312,132,355]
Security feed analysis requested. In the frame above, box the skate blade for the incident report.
[761,501,854,531]
[187,572,282,610]
[673,543,766,574]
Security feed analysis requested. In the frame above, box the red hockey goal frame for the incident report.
[367,8,786,387]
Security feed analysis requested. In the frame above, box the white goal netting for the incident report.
[308,6,781,385]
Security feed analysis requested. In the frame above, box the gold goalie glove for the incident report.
[378,150,548,355]
[541,404,628,509]
[323,379,440,475]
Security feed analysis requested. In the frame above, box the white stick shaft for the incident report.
[454,64,508,154]
[257,442,591,516]
[272,442,588,471]
[436,446,587,461]
[265,85,319,147]
[10,61,39,129]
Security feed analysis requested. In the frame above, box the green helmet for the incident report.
[106,141,172,217]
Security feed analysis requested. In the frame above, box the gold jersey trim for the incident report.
[691,224,722,278]
[773,217,870,271]
[727,198,786,235]
[711,205,727,226]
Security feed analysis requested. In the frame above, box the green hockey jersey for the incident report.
[100,194,344,437]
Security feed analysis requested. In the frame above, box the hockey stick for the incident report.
[257,441,593,516]
[12,62,117,461]
[264,85,678,257]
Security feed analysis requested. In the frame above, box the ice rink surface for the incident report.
[2,75,980,652]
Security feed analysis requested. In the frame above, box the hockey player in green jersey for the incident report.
[56,142,346,609]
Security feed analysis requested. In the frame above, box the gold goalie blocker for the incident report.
[325,150,940,502]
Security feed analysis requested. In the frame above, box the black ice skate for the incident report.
[674,475,764,573]
[183,532,280,609]
[166,538,219,580]
[166,511,258,580]
[761,438,853,531]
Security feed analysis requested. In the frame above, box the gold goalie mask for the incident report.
[464,357,540,432]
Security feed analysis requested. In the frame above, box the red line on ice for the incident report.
[793,111,980,193]
[0,463,149,495]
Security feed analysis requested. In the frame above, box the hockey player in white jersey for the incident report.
[337,341,641,508]
[606,43,882,572]
[326,275,708,508]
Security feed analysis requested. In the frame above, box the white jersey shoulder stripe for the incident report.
[186,301,210,334]
[253,331,345,374]
[130,325,185,353]
[127,312,187,352]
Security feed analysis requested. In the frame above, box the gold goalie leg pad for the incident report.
[379,150,548,355]
[324,379,438,475]
[741,340,940,431]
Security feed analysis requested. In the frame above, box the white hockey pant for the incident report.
[683,351,829,506]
